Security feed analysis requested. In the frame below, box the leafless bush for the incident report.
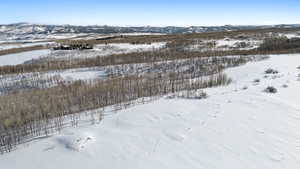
[253,79,260,83]
[264,86,278,93]
[175,90,208,99]
[265,68,279,74]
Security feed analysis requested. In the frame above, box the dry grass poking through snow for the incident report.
[0,72,231,153]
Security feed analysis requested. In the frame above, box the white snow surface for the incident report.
[0,42,54,51]
[279,32,300,39]
[45,42,166,60]
[1,54,300,169]
[94,42,166,54]
[0,49,51,66]
[187,38,262,51]
[50,67,107,81]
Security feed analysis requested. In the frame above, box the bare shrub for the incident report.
[265,68,279,74]
[176,90,208,100]
[253,79,260,83]
[264,86,278,93]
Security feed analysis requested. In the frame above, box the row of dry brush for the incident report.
[0,48,266,75]
[0,55,254,95]
[0,72,63,95]
[0,72,231,153]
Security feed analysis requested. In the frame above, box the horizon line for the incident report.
[1,22,300,28]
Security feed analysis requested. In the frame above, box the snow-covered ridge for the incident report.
[1,23,300,42]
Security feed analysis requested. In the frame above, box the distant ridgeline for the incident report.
[53,43,93,50]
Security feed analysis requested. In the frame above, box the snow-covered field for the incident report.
[0,42,165,66]
[187,38,262,51]
[36,42,166,60]
[0,33,91,43]
[72,33,166,40]
[0,42,54,51]
[0,49,51,66]
[0,67,107,95]
[1,54,300,169]
[279,32,300,39]
[215,39,262,49]
[93,42,166,55]
[95,42,166,52]
[0,31,165,43]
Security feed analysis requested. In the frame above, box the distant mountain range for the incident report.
[1,22,300,41]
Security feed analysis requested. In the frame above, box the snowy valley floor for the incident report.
[1,54,300,169]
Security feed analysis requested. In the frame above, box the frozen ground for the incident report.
[0,49,51,66]
[187,38,262,51]
[279,32,300,39]
[0,67,107,95]
[73,33,166,40]
[0,33,90,43]
[0,32,165,43]
[0,42,54,51]
[95,42,166,51]
[37,42,166,60]
[1,54,300,169]
[0,42,166,66]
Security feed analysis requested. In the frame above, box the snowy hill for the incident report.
[1,23,300,41]
[1,54,300,169]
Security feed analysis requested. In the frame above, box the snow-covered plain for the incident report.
[93,42,166,55]
[1,54,300,169]
[0,67,107,95]
[187,38,262,51]
[52,67,106,81]
[0,42,165,66]
[0,49,51,66]
[279,32,300,39]
[0,42,54,51]
[35,42,166,61]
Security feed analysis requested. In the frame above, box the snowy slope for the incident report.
[1,54,300,169]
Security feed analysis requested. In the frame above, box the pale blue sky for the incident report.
[1,0,300,26]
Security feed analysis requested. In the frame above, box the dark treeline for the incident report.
[62,27,300,45]
[0,48,282,75]
[258,36,300,51]
[0,55,251,95]
[0,72,231,153]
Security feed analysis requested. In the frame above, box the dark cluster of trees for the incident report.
[53,43,93,50]
[258,36,300,51]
